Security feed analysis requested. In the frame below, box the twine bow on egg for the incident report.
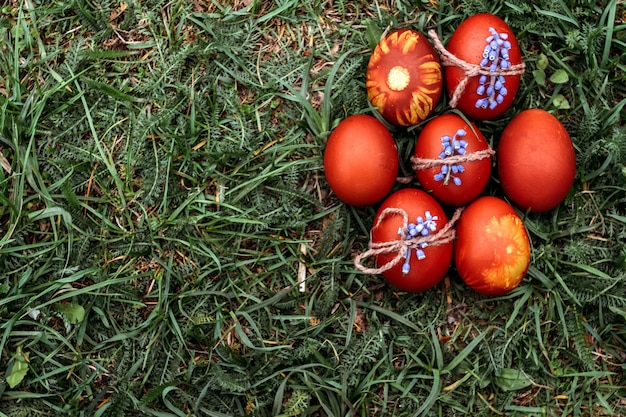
[354,208,463,275]
[411,147,495,185]
[427,29,526,109]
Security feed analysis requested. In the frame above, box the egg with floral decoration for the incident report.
[369,188,453,292]
[413,114,493,206]
[454,196,531,296]
[444,14,523,120]
[366,29,443,127]
[497,109,576,213]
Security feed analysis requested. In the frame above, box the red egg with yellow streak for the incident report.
[454,196,530,296]
[367,29,443,127]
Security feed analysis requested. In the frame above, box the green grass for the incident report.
[0,0,625,416]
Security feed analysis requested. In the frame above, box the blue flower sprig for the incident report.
[399,211,438,274]
[475,27,512,110]
[433,129,468,186]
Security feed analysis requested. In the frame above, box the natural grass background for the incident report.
[0,0,625,416]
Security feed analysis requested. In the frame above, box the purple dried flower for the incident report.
[433,129,467,187]
[400,211,439,274]
[475,27,511,110]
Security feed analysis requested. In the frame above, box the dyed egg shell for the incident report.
[497,109,576,213]
[367,29,443,127]
[323,114,399,206]
[413,114,493,206]
[372,188,453,292]
[445,14,523,120]
[454,196,531,296]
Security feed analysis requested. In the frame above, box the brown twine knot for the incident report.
[354,207,462,275]
[411,147,495,172]
[427,29,526,108]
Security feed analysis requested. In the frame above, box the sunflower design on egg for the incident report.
[366,29,443,127]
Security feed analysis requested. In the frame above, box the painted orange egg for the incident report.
[366,29,443,127]
[454,196,531,296]
[323,114,399,206]
[497,109,576,213]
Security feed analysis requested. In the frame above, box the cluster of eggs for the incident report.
[323,14,576,296]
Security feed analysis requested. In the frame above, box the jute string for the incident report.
[427,29,526,108]
[411,147,495,171]
[354,207,462,275]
